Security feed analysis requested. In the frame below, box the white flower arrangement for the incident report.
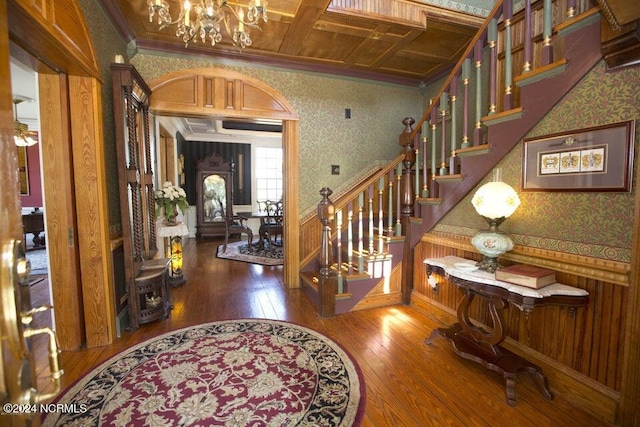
[155,181,189,221]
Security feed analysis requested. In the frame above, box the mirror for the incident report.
[196,153,234,239]
[203,174,227,223]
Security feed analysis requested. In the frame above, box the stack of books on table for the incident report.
[495,264,556,289]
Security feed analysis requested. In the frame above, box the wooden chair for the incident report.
[257,200,283,251]
[224,212,253,252]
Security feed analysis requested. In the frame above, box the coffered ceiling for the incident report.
[101,0,489,86]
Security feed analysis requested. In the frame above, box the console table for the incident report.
[423,256,589,406]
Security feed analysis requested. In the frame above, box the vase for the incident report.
[164,212,178,226]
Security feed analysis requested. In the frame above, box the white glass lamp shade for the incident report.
[470,181,520,273]
[471,181,520,219]
[14,134,37,147]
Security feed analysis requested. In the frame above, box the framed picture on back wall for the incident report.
[522,120,635,192]
[17,146,29,195]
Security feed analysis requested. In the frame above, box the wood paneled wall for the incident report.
[412,231,630,423]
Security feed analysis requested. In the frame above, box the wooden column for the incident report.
[398,117,420,304]
[317,187,336,317]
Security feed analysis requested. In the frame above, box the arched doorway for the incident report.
[148,68,300,287]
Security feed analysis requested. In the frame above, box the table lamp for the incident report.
[470,176,520,273]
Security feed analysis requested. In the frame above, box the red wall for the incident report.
[20,143,43,208]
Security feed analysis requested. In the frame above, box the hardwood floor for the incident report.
[30,238,612,426]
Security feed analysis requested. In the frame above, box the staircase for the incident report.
[300,0,604,316]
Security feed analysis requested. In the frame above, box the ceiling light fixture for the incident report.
[147,0,268,48]
[13,98,37,147]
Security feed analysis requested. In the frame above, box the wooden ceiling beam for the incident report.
[370,28,424,68]
[279,0,333,56]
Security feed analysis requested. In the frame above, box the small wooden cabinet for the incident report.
[196,153,234,239]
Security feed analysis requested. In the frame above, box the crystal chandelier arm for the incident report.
[148,0,184,27]
[221,1,265,28]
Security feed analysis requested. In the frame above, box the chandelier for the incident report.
[13,98,37,147]
[147,0,268,48]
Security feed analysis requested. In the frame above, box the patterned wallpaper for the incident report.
[80,0,129,233]
[130,53,422,213]
[82,0,637,263]
[436,61,640,263]
[81,0,421,226]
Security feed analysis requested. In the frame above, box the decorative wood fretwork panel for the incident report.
[111,63,161,330]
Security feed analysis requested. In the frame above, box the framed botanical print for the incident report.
[522,120,635,192]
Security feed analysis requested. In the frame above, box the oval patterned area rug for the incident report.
[43,319,365,426]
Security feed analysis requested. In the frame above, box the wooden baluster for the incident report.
[449,75,458,174]
[541,0,553,66]
[358,192,364,272]
[317,187,336,317]
[395,163,402,236]
[378,177,384,253]
[461,58,471,149]
[523,0,532,73]
[473,40,483,146]
[488,19,498,114]
[368,184,374,255]
[422,137,429,197]
[430,107,439,197]
[336,209,343,294]
[439,93,448,175]
[388,170,395,234]
[503,0,514,110]
[347,201,354,274]
[415,146,420,199]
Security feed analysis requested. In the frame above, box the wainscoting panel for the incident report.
[412,231,629,424]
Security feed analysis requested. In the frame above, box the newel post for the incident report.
[399,117,420,304]
[317,187,336,316]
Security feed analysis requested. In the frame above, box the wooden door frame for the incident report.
[6,0,115,349]
[148,68,300,288]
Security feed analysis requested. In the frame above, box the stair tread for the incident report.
[515,59,568,87]
[482,107,524,126]
[433,173,464,183]
[455,144,491,158]
[417,197,442,205]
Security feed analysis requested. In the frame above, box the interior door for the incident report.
[0,2,33,423]
[0,3,61,424]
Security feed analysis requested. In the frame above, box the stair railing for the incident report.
[311,0,600,315]
[410,0,596,197]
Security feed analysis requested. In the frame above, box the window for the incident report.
[254,146,283,210]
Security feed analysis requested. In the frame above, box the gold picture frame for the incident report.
[522,120,635,192]
[17,146,29,195]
